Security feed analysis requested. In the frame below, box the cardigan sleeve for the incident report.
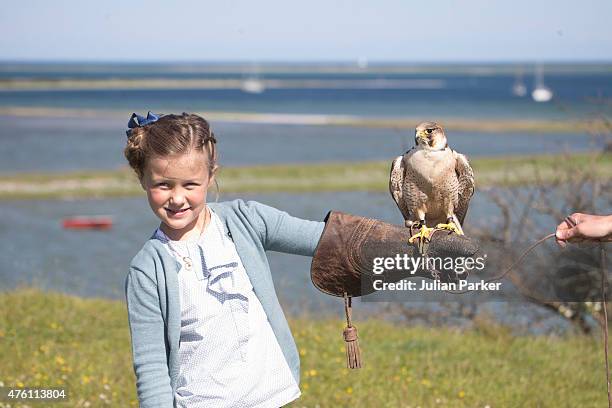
[125,260,174,408]
[242,200,325,256]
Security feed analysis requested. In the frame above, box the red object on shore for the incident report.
[62,216,113,230]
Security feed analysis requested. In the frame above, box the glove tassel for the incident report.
[343,294,362,369]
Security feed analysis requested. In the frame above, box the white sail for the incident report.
[512,67,527,97]
[241,63,266,94]
[241,78,265,94]
[531,64,553,102]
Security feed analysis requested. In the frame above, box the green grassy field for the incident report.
[0,289,608,407]
[0,152,609,200]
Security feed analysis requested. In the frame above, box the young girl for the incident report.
[124,112,325,407]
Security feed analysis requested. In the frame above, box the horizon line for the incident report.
[1,59,612,66]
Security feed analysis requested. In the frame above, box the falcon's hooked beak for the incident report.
[415,130,432,146]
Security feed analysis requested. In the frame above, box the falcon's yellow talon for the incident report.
[408,225,434,243]
[435,222,462,235]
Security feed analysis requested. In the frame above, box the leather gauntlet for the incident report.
[309,211,480,369]
[310,211,480,298]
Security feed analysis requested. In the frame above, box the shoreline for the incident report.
[0,106,601,133]
[0,152,609,200]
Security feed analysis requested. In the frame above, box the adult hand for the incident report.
[555,213,612,248]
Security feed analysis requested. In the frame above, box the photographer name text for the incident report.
[373,279,501,291]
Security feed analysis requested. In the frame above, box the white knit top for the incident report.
[154,209,300,408]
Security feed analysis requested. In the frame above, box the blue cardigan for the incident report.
[125,199,325,408]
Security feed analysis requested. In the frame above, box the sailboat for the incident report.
[241,64,266,94]
[357,57,368,70]
[241,77,265,94]
[531,64,553,102]
[512,67,527,97]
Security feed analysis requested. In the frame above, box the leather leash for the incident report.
[563,217,610,408]
[600,242,611,408]
[444,232,556,295]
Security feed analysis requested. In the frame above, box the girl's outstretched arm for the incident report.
[241,200,325,256]
[125,264,174,408]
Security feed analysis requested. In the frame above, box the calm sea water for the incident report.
[1,64,611,119]
[0,64,608,331]
[0,64,609,173]
[0,190,578,331]
[0,116,603,174]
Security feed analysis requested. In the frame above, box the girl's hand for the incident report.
[555,213,612,248]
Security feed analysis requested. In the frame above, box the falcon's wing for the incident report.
[453,151,475,225]
[389,154,412,221]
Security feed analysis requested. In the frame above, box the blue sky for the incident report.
[1,0,611,62]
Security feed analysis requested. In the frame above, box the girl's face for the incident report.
[140,150,214,241]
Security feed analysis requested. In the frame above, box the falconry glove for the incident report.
[310,211,479,368]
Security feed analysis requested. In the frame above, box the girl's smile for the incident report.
[166,207,191,217]
[141,150,214,241]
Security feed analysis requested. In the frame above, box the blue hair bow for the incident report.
[126,111,160,137]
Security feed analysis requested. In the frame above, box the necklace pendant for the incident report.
[183,256,193,270]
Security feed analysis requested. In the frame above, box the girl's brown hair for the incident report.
[124,113,218,181]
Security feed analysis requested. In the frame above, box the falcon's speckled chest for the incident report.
[404,147,456,191]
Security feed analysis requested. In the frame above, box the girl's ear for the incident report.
[207,165,219,188]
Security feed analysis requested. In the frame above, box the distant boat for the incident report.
[511,67,527,97]
[357,57,368,70]
[62,216,113,230]
[241,78,266,94]
[241,63,266,94]
[531,64,553,102]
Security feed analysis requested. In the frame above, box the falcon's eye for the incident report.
[426,129,433,134]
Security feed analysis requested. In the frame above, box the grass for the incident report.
[0,152,610,200]
[0,289,608,407]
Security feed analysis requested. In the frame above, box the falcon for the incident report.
[389,121,475,244]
